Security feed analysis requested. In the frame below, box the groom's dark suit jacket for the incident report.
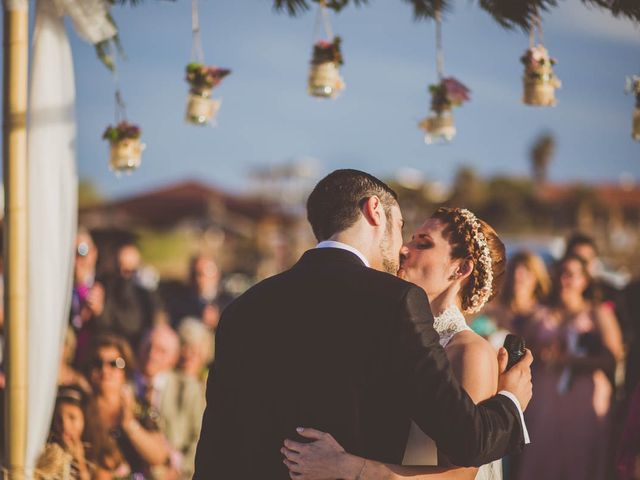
[194,248,524,478]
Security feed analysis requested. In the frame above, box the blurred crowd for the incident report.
[473,233,640,480]
[31,228,230,479]
[0,226,639,479]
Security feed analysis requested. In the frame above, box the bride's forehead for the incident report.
[416,218,446,235]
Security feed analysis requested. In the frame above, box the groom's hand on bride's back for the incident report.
[497,347,533,410]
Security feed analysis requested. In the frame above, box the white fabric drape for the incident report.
[52,0,116,43]
[25,0,78,469]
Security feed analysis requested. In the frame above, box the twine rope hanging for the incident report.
[191,0,205,63]
[313,0,334,43]
[528,6,543,47]
[435,0,444,81]
[107,41,127,123]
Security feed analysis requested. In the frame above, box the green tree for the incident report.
[447,166,488,209]
[78,179,103,207]
[481,176,551,232]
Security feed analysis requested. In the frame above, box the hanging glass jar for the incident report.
[419,108,456,144]
[186,87,220,125]
[521,45,561,107]
[308,38,345,98]
[185,63,229,125]
[419,77,469,144]
[102,121,145,174]
[626,76,640,141]
[185,0,231,126]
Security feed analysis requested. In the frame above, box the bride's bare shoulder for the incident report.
[446,330,499,403]
[447,329,496,361]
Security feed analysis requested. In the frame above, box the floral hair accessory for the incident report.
[457,208,493,314]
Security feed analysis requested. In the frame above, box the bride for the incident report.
[282,207,508,480]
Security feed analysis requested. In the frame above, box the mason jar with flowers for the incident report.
[185,63,231,125]
[308,37,345,99]
[521,45,561,106]
[626,75,640,141]
[418,77,470,144]
[102,121,144,173]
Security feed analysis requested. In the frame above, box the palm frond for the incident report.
[272,0,369,16]
[581,0,640,23]
[273,0,310,15]
[402,0,454,21]
[478,0,557,31]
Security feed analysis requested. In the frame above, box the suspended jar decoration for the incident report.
[521,13,560,107]
[308,1,344,99]
[102,121,145,174]
[185,63,231,125]
[102,43,144,175]
[419,78,470,144]
[521,45,560,106]
[185,0,231,125]
[625,75,640,141]
[418,1,470,144]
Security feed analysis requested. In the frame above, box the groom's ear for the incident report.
[361,196,384,227]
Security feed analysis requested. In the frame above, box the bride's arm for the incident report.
[282,429,477,480]
[446,333,499,403]
[436,334,499,468]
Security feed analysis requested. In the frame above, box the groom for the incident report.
[194,169,532,478]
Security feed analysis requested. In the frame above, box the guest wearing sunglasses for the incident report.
[84,334,170,479]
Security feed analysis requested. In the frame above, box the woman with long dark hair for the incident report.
[517,254,623,480]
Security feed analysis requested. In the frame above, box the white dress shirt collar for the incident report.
[316,240,370,267]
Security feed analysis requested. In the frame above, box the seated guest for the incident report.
[84,334,169,478]
[138,325,205,479]
[177,317,215,384]
[168,255,232,330]
[37,386,92,480]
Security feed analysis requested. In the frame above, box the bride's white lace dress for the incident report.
[401,305,503,480]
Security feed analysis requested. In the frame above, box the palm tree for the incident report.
[530,131,555,185]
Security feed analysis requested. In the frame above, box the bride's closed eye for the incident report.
[416,238,434,249]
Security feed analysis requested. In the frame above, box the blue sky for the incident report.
[7,0,640,197]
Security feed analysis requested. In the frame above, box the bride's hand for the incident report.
[281,428,365,480]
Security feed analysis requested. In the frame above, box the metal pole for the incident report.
[2,0,29,478]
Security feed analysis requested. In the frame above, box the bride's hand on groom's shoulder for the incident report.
[497,348,534,411]
[281,427,364,480]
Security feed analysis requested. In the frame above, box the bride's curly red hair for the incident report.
[431,207,506,313]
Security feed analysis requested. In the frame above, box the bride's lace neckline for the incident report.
[433,305,472,348]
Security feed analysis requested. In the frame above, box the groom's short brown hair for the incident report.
[307,169,398,242]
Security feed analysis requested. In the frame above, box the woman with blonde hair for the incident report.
[485,250,551,336]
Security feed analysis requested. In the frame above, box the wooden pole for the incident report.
[2,0,29,478]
